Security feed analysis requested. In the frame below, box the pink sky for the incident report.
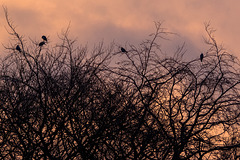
[1,0,240,58]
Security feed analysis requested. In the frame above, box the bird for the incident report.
[42,35,47,42]
[39,41,45,47]
[16,45,21,52]
[121,47,127,53]
[200,53,204,62]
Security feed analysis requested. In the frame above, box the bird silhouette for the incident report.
[200,53,204,62]
[42,35,47,42]
[39,41,45,47]
[121,47,127,53]
[16,45,21,52]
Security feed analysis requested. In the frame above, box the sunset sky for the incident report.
[1,0,240,59]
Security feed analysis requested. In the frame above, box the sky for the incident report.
[1,0,240,59]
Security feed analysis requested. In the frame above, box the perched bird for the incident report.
[16,45,21,52]
[42,35,47,42]
[121,47,127,53]
[200,53,204,62]
[39,41,45,47]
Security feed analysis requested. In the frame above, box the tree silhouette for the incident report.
[0,9,240,159]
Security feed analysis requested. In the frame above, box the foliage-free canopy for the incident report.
[0,9,240,159]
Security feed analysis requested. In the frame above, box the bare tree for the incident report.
[0,8,240,160]
[108,22,240,159]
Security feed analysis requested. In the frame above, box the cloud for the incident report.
[1,0,240,57]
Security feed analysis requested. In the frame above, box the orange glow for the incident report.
[1,0,240,57]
